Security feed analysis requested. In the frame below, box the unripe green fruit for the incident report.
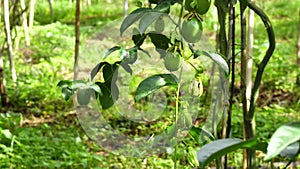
[164,52,182,72]
[181,17,203,43]
[77,88,93,106]
[184,0,211,15]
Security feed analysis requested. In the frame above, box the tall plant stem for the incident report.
[297,10,300,85]
[240,0,276,168]
[240,2,251,169]
[227,0,235,140]
[74,0,80,79]
[215,1,228,168]
[173,67,183,169]
[246,0,275,138]
[225,2,235,169]
[3,0,17,83]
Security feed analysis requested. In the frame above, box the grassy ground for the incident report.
[0,0,299,168]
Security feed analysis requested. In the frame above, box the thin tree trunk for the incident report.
[74,0,80,79]
[215,1,228,168]
[3,0,17,82]
[29,0,36,29]
[224,2,235,169]
[20,0,30,46]
[0,58,7,107]
[246,1,255,155]
[247,1,254,110]
[86,0,91,6]
[48,0,53,16]
[241,2,255,169]
[297,10,300,85]
[240,3,248,169]
[124,0,128,17]
[0,0,2,22]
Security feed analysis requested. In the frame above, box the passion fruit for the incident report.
[77,88,93,106]
[185,0,211,15]
[181,17,203,43]
[164,52,182,72]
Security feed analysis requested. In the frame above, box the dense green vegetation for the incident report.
[0,0,299,168]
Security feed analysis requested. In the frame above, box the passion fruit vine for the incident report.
[181,17,203,43]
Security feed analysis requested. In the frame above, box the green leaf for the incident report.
[89,84,102,94]
[103,46,121,59]
[201,51,229,75]
[139,48,151,58]
[57,80,72,88]
[61,87,73,101]
[148,33,170,50]
[70,80,88,90]
[90,62,108,80]
[280,142,300,160]
[154,1,171,13]
[96,82,119,109]
[102,63,118,85]
[189,126,215,145]
[121,62,133,74]
[1,129,12,139]
[248,141,268,153]
[134,74,178,101]
[264,122,300,161]
[139,12,163,34]
[120,8,151,35]
[239,0,248,7]
[197,138,258,169]
[187,147,199,168]
[132,32,147,47]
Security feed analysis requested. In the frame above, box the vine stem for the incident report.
[174,66,183,169]
[173,2,185,169]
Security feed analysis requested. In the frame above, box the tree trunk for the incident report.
[3,0,17,82]
[0,0,2,22]
[241,2,255,169]
[215,1,229,168]
[86,0,91,6]
[29,0,36,29]
[48,0,53,16]
[297,10,300,85]
[240,3,248,169]
[74,0,80,79]
[124,0,128,17]
[0,58,7,107]
[247,1,254,109]
[224,2,235,169]
[226,1,235,139]
[20,0,30,46]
